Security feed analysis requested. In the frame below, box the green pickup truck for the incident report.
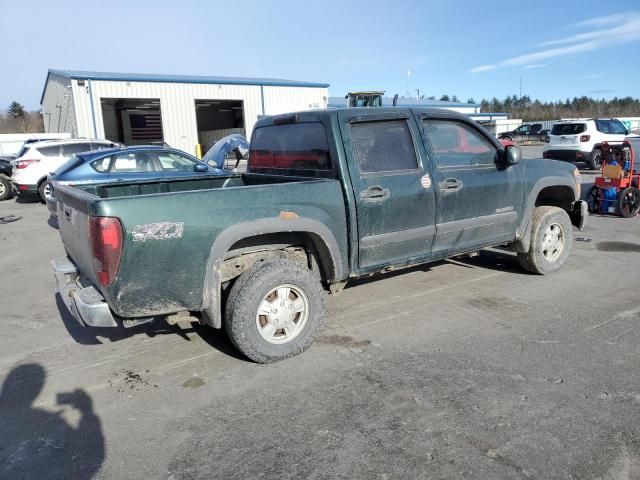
[53,107,587,363]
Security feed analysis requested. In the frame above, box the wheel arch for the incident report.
[201,217,345,329]
[512,179,578,252]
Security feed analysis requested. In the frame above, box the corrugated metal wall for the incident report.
[262,86,328,115]
[68,80,328,153]
[41,74,78,136]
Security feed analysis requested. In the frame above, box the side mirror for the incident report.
[193,163,209,172]
[505,145,521,165]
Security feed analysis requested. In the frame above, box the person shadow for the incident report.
[0,364,105,480]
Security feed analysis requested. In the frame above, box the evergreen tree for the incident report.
[7,101,25,118]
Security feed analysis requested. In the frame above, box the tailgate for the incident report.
[55,185,99,285]
[549,134,579,147]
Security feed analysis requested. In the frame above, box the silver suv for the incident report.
[543,118,629,169]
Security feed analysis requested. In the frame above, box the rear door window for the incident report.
[110,152,158,173]
[61,143,92,158]
[551,123,586,135]
[350,119,418,174]
[249,123,332,173]
[596,120,612,134]
[36,145,62,157]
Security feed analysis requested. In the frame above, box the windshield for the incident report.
[551,123,586,135]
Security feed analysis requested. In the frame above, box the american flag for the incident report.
[130,113,163,141]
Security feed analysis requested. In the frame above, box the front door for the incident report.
[418,114,524,254]
[339,111,437,270]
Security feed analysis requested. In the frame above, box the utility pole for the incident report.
[519,76,522,99]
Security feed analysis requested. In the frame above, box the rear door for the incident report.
[339,110,437,270]
[418,114,523,253]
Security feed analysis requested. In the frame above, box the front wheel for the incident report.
[517,206,573,275]
[619,187,640,218]
[224,258,326,363]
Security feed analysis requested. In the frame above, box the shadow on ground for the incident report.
[0,363,105,479]
[55,294,246,361]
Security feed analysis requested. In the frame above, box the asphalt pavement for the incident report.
[1,189,639,479]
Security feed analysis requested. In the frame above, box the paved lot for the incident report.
[1,191,640,479]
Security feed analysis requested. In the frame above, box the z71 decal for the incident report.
[131,222,184,242]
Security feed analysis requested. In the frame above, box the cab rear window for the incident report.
[551,123,586,135]
[249,123,332,174]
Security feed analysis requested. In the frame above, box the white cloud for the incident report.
[469,42,597,73]
[339,59,378,67]
[579,73,599,80]
[524,64,546,69]
[469,11,640,73]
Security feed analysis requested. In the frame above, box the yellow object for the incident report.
[603,164,623,179]
[195,144,202,159]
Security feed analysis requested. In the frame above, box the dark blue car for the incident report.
[46,146,223,214]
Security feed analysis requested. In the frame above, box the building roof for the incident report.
[42,69,330,103]
[328,96,480,109]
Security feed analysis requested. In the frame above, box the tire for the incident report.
[517,206,573,275]
[0,176,11,201]
[586,186,600,213]
[224,258,326,363]
[587,148,602,170]
[37,180,49,204]
[618,187,640,218]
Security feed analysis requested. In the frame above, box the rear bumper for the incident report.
[543,149,591,162]
[12,182,38,194]
[53,256,117,327]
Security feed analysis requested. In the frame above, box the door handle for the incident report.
[439,178,463,191]
[359,185,390,202]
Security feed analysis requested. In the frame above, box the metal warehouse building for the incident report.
[41,69,329,154]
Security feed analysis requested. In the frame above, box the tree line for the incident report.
[438,94,640,121]
[0,102,44,134]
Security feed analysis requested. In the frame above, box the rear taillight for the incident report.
[89,216,123,286]
[15,159,40,169]
[580,135,590,142]
[544,136,550,143]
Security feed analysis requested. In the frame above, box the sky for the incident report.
[1,0,640,109]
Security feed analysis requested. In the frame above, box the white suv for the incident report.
[11,139,118,201]
[543,119,629,169]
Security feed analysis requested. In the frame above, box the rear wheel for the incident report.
[619,187,640,218]
[587,148,602,170]
[37,180,50,204]
[0,176,11,201]
[517,206,573,275]
[224,258,326,363]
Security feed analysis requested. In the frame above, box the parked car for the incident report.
[46,146,221,214]
[543,118,629,169]
[11,139,119,202]
[0,157,13,201]
[52,107,586,363]
[499,123,549,143]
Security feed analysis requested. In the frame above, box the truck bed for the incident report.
[54,172,349,319]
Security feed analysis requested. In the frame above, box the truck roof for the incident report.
[254,107,473,130]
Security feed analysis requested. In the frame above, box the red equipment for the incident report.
[586,141,640,218]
